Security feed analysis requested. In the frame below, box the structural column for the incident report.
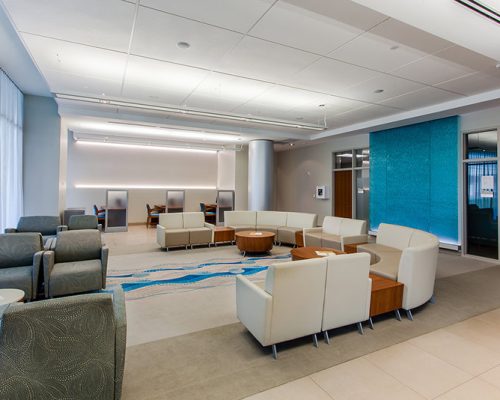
[248,139,274,210]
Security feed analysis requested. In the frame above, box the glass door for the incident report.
[464,130,498,259]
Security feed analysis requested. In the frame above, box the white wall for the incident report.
[276,134,369,223]
[217,150,235,190]
[66,134,219,223]
[23,95,61,216]
[461,106,500,133]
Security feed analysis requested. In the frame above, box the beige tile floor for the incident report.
[244,310,500,400]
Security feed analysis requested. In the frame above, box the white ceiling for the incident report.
[1,0,500,143]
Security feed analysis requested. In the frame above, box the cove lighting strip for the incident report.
[75,184,217,190]
[56,93,326,131]
[75,139,219,153]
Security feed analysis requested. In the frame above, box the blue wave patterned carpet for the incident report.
[106,253,291,300]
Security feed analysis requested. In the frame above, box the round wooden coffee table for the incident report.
[235,230,275,256]
[0,288,25,306]
[291,246,343,261]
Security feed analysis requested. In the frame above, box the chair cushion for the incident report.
[304,232,322,247]
[370,252,402,281]
[256,211,287,227]
[55,230,102,264]
[0,233,43,267]
[0,265,32,298]
[232,226,257,232]
[339,218,366,236]
[322,217,342,235]
[321,233,342,250]
[164,229,189,247]
[49,260,103,297]
[189,227,212,244]
[17,216,60,235]
[68,215,98,230]
[159,213,183,229]
[376,223,414,250]
[286,212,317,229]
[224,211,256,228]
[183,212,205,229]
[277,227,301,244]
[256,225,278,235]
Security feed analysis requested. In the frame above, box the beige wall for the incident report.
[275,134,369,224]
[235,145,248,210]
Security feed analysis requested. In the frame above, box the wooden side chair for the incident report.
[200,203,216,224]
[146,204,161,228]
[93,205,106,228]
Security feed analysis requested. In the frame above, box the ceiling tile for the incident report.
[287,57,382,94]
[336,74,424,103]
[435,46,500,77]
[131,6,243,70]
[22,34,127,88]
[379,86,464,110]
[184,72,272,112]
[43,70,124,98]
[392,55,474,85]
[326,104,400,128]
[218,36,320,82]
[369,18,453,54]
[249,1,363,55]
[436,72,500,96]
[122,56,209,106]
[3,0,135,52]
[139,0,273,32]
[329,31,427,73]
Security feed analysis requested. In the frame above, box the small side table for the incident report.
[295,231,304,247]
[369,274,404,319]
[0,289,25,306]
[214,227,235,245]
[344,242,368,254]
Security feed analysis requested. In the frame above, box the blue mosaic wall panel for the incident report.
[370,116,459,244]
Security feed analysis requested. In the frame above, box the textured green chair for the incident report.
[0,287,126,400]
[68,214,102,231]
[43,230,109,298]
[0,233,44,300]
[5,216,64,244]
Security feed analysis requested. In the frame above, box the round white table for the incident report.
[0,289,25,306]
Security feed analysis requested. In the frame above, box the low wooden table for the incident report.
[290,246,403,319]
[0,288,25,306]
[291,246,342,261]
[235,230,275,256]
[344,242,369,254]
[214,227,235,244]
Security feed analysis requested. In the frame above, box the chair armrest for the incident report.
[156,224,167,247]
[236,275,272,346]
[31,251,44,300]
[43,251,55,298]
[341,234,368,247]
[204,222,215,242]
[303,227,322,235]
[101,246,109,289]
[112,286,127,400]
[58,225,68,232]
[4,228,17,233]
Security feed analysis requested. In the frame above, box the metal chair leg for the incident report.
[430,295,436,304]
[313,334,319,348]
[406,309,414,321]
[357,322,364,335]
[368,317,374,330]
[272,344,278,360]
[324,330,330,344]
[395,309,402,321]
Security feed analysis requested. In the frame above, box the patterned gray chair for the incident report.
[0,233,44,300]
[43,230,109,298]
[68,214,102,231]
[0,287,126,400]
[5,216,64,246]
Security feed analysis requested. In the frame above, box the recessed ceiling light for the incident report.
[390,45,399,50]
[374,89,384,93]
[318,104,325,107]
[289,143,295,147]
[177,41,191,49]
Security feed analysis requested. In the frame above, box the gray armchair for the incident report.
[0,287,126,400]
[0,233,43,300]
[68,214,102,231]
[43,230,109,298]
[5,216,65,246]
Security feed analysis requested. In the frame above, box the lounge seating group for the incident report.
[157,212,214,250]
[224,211,317,245]
[0,287,126,399]
[5,215,65,246]
[236,252,371,358]
[357,223,439,319]
[303,216,367,251]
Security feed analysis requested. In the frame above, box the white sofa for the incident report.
[303,216,367,251]
[236,252,372,357]
[156,212,214,250]
[357,223,439,319]
[224,211,317,245]
[322,253,372,343]
[236,257,327,359]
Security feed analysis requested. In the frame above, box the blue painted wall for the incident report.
[370,116,459,244]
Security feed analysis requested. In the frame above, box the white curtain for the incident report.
[0,69,23,232]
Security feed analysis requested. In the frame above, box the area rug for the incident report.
[122,264,500,400]
[107,253,291,300]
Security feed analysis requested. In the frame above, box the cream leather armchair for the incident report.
[304,216,367,251]
[322,253,372,343]
[236,257,327,359]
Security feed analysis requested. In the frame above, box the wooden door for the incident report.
[334,170,352,218]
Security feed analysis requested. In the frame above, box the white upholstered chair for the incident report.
[236,257,327,359]
[322,253,372,343]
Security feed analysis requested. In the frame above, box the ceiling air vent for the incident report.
[454,0,500,24]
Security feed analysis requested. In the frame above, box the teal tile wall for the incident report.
[370,116,459,244]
